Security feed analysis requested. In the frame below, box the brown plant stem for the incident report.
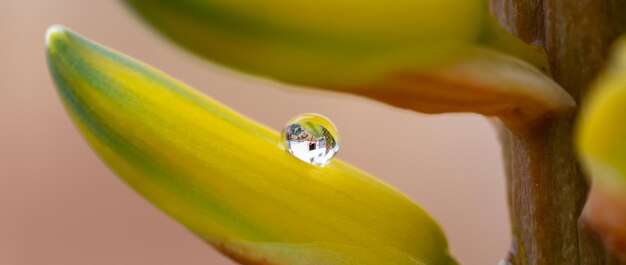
[492,0,626,264]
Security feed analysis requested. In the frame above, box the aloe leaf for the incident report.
[576,38,626,260]
[124,0,572,131]
[46,25,457,265]
[124,0,486,85]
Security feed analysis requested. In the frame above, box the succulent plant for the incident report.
[46,1,626,264]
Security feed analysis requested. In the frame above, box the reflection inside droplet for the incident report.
[281,113,339,166]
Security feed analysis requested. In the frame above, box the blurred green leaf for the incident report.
[125,0,572,131]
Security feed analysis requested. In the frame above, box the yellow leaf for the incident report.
[124,0,572,132]
[576,37,626,261]
[46,25,456,265]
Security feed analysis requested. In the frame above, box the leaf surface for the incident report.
[125,0,573,131]
[577,38,626,261]
[46,25,456,265]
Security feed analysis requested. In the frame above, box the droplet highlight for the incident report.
[281,113,339,166]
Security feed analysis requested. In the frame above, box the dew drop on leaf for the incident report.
[281,113,339,167]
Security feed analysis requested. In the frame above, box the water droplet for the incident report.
[281,113,339,166]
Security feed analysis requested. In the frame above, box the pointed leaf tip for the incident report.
[46,24,68,48]
[45,25,62,45]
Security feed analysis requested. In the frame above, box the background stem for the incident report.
[491,1,626,264]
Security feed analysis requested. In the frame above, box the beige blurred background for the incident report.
[0,1,510,265]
